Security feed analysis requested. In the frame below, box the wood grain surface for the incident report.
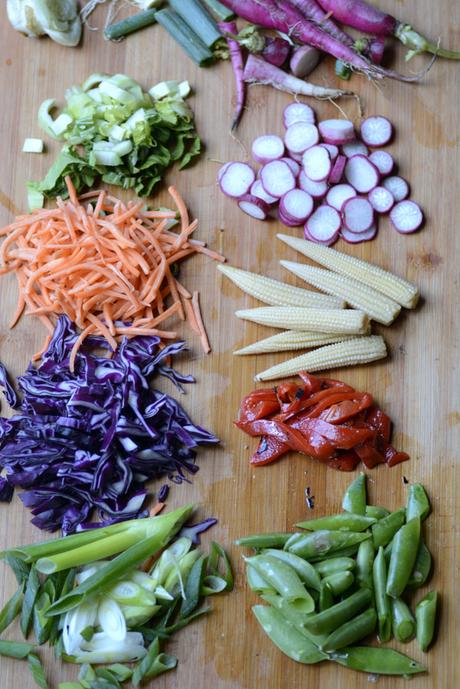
[0,2,459,687]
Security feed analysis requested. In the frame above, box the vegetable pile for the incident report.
[237,475,437,676]
[219,105,424,242]
[236,372,409,470]
[0,317,218,533]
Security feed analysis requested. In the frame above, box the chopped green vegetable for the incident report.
[28,653,49,689]
[21,567,41,637]
[168,0,223,49]
[155,9,214,66]
[0,639,36,659]
[0,582,24,634]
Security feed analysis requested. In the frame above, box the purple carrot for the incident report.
[262,36,291,67]
[219,21,246,130]
[315,0,460,59]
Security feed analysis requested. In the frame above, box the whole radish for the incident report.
[262,36,291,66]
[218,21,245,130]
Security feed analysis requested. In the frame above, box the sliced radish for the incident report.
[345,155,380,193]
[281,157,300,177]
[302,145,331,182]
[342,140,369,158]
[305,205,341,243]
[368,186,394,213]
[318,119,355,145]
[283,102,316,128]
[390,200,423,234]
[284,122,319,154]
[305,225,339,246]
[360,116,393,147]
[279,209,303,227]
[382,176,409,201]
[369,150,394,177]
[251,179,278,205]
[342,197,374,233]
[219,162,255,198]
[280,188,314,225]
[341,224,377,243]
[238,194,270,220]
[298,171,328,199]
[217,161,232,183]
[326,183,357,211]
[328,154,346,184]
[252,135,285,164]
[289,151,304,163]
[320,143,339,160]
[260,160,296,198]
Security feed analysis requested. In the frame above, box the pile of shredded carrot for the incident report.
[0,177,225,367]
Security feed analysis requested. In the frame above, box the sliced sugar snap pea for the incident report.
[365,505,390,520]
[246,563,275,595]
[246,555,315,613]
[322,571,354,596]
[319,581,334,611]
[406,484,430,522]
[356,539,375,592]
[386,517,420,598]
[235,533,293,549]
[310,544,362,562]
[342,473,366,515]
[303,588,372,635]
[330,646,426,675]
[391,597,415,642]
[407,540,432,588]
[285,530,371,560]
[296,513,376,532]
[262,549,321,591]
[321,607,377,652]
[373,546,391,643]
[261,592,328,647]
[372,508,406,549]
[415,591,438,652]
[314,557,356,577]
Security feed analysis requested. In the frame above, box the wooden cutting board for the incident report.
[0,2,459,687]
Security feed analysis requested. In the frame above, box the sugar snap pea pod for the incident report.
[246,555,315,612]
[373,546,391,642]
[322,571,354,596]
[310,544,361,562]
[285,530,371,560]
[416,591,438,652]
[391,597,415,642]
[383,539,393,563]
[296,514,376,532]
[262,549,321,591]
[365,505,390,520]
[319,581,334,611]
[303,588,372,635]
[407,540,432,588]
[406,483,430,521]
[235,533,292,549]
[314,557,356,577]
[372,508,406,549]
[330,646,426,675]
[356,539,375,592]
[252,605,328,664]
[386,517,420,598]
[342,473,366,515]
[322,608,377,652]
[261,593,328,647]
[246,563,275,595]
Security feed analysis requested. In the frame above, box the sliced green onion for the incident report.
[21,567,40,637]
[76,631,147,664]
[79,626,95,643]
[154,585,175,601]
[38,99,59,139]
[164,606,210,634]
[33,591,53,644]
[131,570,156,592]
[27,653,49,689]
[62,599,99,655]
[201,575,227,595]
[168,0,222,49]
[104,9,158,41]
[5,554,31,584]
[180,554,207,618]
[155,9,214,66]
[58,683,83,689]
[201,0,235,20]
[207,542,234,591]
[106,664,133,681]
[163,550,201,594]
[119,603,161,627]
[109,580,156,606]
[97,598,127,642]
[0,639,36,659]
[0,583,24,634]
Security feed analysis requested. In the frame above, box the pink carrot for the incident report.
[219,21,246,130]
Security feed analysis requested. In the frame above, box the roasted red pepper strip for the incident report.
[238,388,280,422]
[365,405,392,443]
[292,416,374,449]
[326,451,361,471]
[236,418,336,459]
[307,392,373,420]
[354,441,386,468]
[276,387,354,423]
[384,444,410,467]
[250,435,289,466]
[297,371,324,393]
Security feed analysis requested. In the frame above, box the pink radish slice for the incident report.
[368,186,394,213]
[260,160,296,198]
[360,116,393,147]
[318,119,355,145]
[252,135,285,164]
[219,162,255,198]
[302,145,331,182]
[251,179,278,205]
[289,151,304,163]
[281,157,300,177]
[284,122,319,154]
[326,184,357,211]
[305,224,339,246]
[345,155,380,193]
[342,197,374,233]
[328,154,346,184]
[280,188,314,224]
[321,144,339,160]
[217,162,232,183]
[298,171,328,199]
[279,209,303,227]
[341,224,377,243]
[342,141,369,158]
[238,194,270,220]
[369,150,394,177]
[283,102,316,127]
[305,205,341,243]
[382,176,409,202]
[390,200,423,233]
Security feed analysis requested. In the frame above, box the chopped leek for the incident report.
[22,138,44,153]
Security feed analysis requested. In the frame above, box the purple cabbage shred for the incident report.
[178,517,218,544]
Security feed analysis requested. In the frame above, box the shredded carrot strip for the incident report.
[150,502,166,517]
[192,291,211,354]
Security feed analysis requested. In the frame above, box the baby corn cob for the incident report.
[277,234,419,309]
[235,307,369,334]
[234,331,357,355]
[281,260,401,326]
[217,264,344,308]
[255,336,387,381]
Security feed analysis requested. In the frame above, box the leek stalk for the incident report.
[168,0,222,49]
[201,0,235,21]
[104,9,158,41]
[155,9,214,66]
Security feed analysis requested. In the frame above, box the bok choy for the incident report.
[7,0,81,46]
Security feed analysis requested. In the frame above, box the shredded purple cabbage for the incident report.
[178,518,218,544]
[0,316,218,534]
[0,362,18,409]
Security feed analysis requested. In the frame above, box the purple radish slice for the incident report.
[305,205,341,243]
[289,151,304,163]
[360,116,393,147]
[390,200,423,233]
[289,45,321,78]
[284,122,319,154]
[298,171,328,199]
[368,186,394,213]
[369,150,394,176]
[341,224,377,243]
[302,145,331,182]
[345,155,380,193]
[281,157,301,177]
[279,208,304,227]
[260,160,296,198]
[328,154,347,184]
[342,197,374,233]
[342,140,369,158]
[321,143,339,160]
[283,102,316,127]
[280,188,314,224]
[217,162,232,183]
[238,194,270,220]
[251,180,278,205]
[220,162,256,198]
[252,135,285,164]
[305,224,340,246]
[382,176,409,201]
[326,183,357,211]
[318,119,355,145]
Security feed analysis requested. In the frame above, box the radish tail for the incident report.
[395,23,460,60]
[219,21,246,130]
